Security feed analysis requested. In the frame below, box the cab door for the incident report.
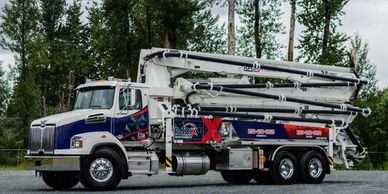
[112,87,148,141]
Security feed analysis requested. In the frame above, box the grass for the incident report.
[0,164,26,171]
[0,160,31,170]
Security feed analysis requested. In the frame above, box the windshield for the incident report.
[74,87,115,110]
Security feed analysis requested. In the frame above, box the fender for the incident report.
[54,132,127,159]
[269,145,327,161]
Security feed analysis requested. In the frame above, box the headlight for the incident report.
[70,136,83,149]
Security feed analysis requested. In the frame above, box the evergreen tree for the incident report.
[156,0,201,49]
[62,0,91,110]
[352,88,388,168]
[298,0,349,66]
[0,0,42,140]
[87,0,223,79]
[102,0,133,78]
[38,0,67,113]
[349,34,383,168]
[237,0,285,59]
[87,1,108,78]
[187,10,227,54]
[87,0,139,79]
[0,62,10,117]
[350,34,378,100]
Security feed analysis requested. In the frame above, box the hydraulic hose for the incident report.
[144,50,368,85]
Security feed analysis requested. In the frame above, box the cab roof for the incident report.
[76,79,147,90]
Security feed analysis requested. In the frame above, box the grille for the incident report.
[29,125,55,154]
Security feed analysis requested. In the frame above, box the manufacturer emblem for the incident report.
[40,120,48,127]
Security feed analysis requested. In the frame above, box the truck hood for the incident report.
[31,109,111,127]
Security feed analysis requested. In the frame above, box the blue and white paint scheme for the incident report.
[29,79,149,156]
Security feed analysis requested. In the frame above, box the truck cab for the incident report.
[29,78,148,155]
[27,78,157,189]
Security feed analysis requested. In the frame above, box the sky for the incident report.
[0,0,387,88]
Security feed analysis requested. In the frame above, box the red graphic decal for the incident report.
[182,123,198,137]
[119,128,148,140]
[200,118,222,143]
[284,124,329,140]
[131,107,148,117]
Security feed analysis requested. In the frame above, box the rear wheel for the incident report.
[220,170,253,184]
[42,171,79,190]
[80,148,123,190]
[298,151,326,183]
[270,151,297,185]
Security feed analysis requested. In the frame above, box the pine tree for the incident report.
[348,34,382,169]
[187,10,227,54]
[298,0,349,66]
[38,0,67,113]
[104,0,134,78]
[87,1,108,78]
[156,0,201,49]
[0,62,10,117]
[62,0,91,110]
[237,0,285,59]
[0,0,42,140]
[87,0,220,79]
[350,34,378,100]
[86,0,138,79]
[351,88,388,168]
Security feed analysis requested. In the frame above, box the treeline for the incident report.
[0,0,386,168]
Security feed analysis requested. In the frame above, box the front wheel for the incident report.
[80,148,123,190]
[42,171,79,190]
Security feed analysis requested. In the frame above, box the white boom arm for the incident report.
[138,48,369,169]
[137,48,368,124]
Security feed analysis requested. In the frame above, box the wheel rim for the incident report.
[89,158,114,183]
[308,158,323,178]
[279,158,294,179]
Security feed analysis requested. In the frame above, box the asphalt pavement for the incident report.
[0,170,387,194]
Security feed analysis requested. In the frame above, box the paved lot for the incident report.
[0,170,387,194]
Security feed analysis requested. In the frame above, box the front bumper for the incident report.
[25,156,80,171]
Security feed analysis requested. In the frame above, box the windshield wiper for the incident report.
[90,105,102,109]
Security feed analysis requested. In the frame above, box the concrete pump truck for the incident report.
[26,48,370,190]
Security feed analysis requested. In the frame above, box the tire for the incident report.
[42,171,79,190]
[80,148,123,190]
[270,151,297,185]
[298,151,326,183]
[220,170,253,184]
[253,170,271,184]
